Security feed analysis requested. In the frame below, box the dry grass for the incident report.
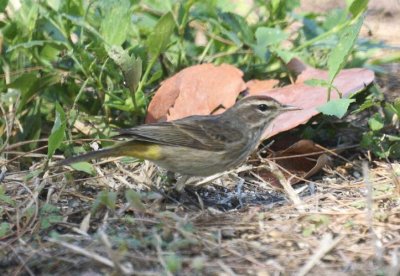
[1,155,400,275]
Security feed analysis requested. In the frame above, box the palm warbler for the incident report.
[59,95,299,176]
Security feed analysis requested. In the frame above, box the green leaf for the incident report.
[165,254,182,273]
[255,27,288,47]
[146,12,176,58]
[389,143,400,158]
[24,169,43,181]
[354,98,377,113]
[14,0,39,32]
[351,200,366,209]
[0,222,11,238]
[349,0,369,18]
[100,0,131,46]
[146,69,163,85]
[368,113,384,131]
[302,214,330,236]
[48,103,66,159]
[108,46,142,93]
[8,73,61,114]
[6,40,67,52]
[0,186,15,207]
[220,12,254,44]
[394,98,400,112]
[327,16,364,84]
[70,162,96,175]
[302,224,316,237]
[219,27,242,46]
[254,27,288,60]
[323,9,348,30]
[387,135,400,142]
[47,0,62,11]
[270,0,281,13]
[389,143,400,159]
[92,191,117,214]
[61,14,103,39]
[304,79,330,87]
[7,73,37,105]
[41,214,64,230]
[386,98,400,116]
[317,99,355,118]
[0,0,8,12]
[40,44,62,62]
[125,189,146,212]
[19,100,42,151]
[275,49,296,63]
[146,0,173,12]
[40,203,63,230]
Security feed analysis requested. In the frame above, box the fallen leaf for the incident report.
[145,63,246,123]
[249,60,375,139]
[246,79,279,94]
[146,59,375,141]
[286,57,310,75]
[272,140,330,178]
[80,212,91,234]
[255,140,332,188]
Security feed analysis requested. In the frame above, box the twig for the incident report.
[389,249,400,276]
[315,144,362,169]
[217,260,238,276]
[363,162,374,231]
[154,233,173,276]
[201,236,268,268]
[379,141,400,195]
[267,160,305,212]
[297,233,345,276]
[99,230,133,274]
[0,102,11,155]
[192,165,253,187]
[363,162,384,264]
[3,243,35,276]
[268,144,358,161]
[48,238,115,268]
[0,166,6,183]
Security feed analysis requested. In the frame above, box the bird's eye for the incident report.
[257,104,269,111]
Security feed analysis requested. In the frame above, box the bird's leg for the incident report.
[236,178,245,209]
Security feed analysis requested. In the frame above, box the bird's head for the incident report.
[223,95,300,129]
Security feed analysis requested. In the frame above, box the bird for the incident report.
[59,95,300,176]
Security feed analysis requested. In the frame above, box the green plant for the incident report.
[359,88,400,158]
[0,0,389,162]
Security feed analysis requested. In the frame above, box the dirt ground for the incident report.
[301,0,400,45]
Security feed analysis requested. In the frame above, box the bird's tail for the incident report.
[56,147,116,166]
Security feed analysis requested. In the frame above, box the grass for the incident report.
[1,0,400,274]
[1,159,400,274]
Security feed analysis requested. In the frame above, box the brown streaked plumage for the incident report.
[59,96,300,176]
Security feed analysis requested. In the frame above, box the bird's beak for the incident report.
[280,104,302,111]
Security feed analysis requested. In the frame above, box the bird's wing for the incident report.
[115,116,244,151]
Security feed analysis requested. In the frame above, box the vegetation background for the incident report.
[0,0,399,274]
